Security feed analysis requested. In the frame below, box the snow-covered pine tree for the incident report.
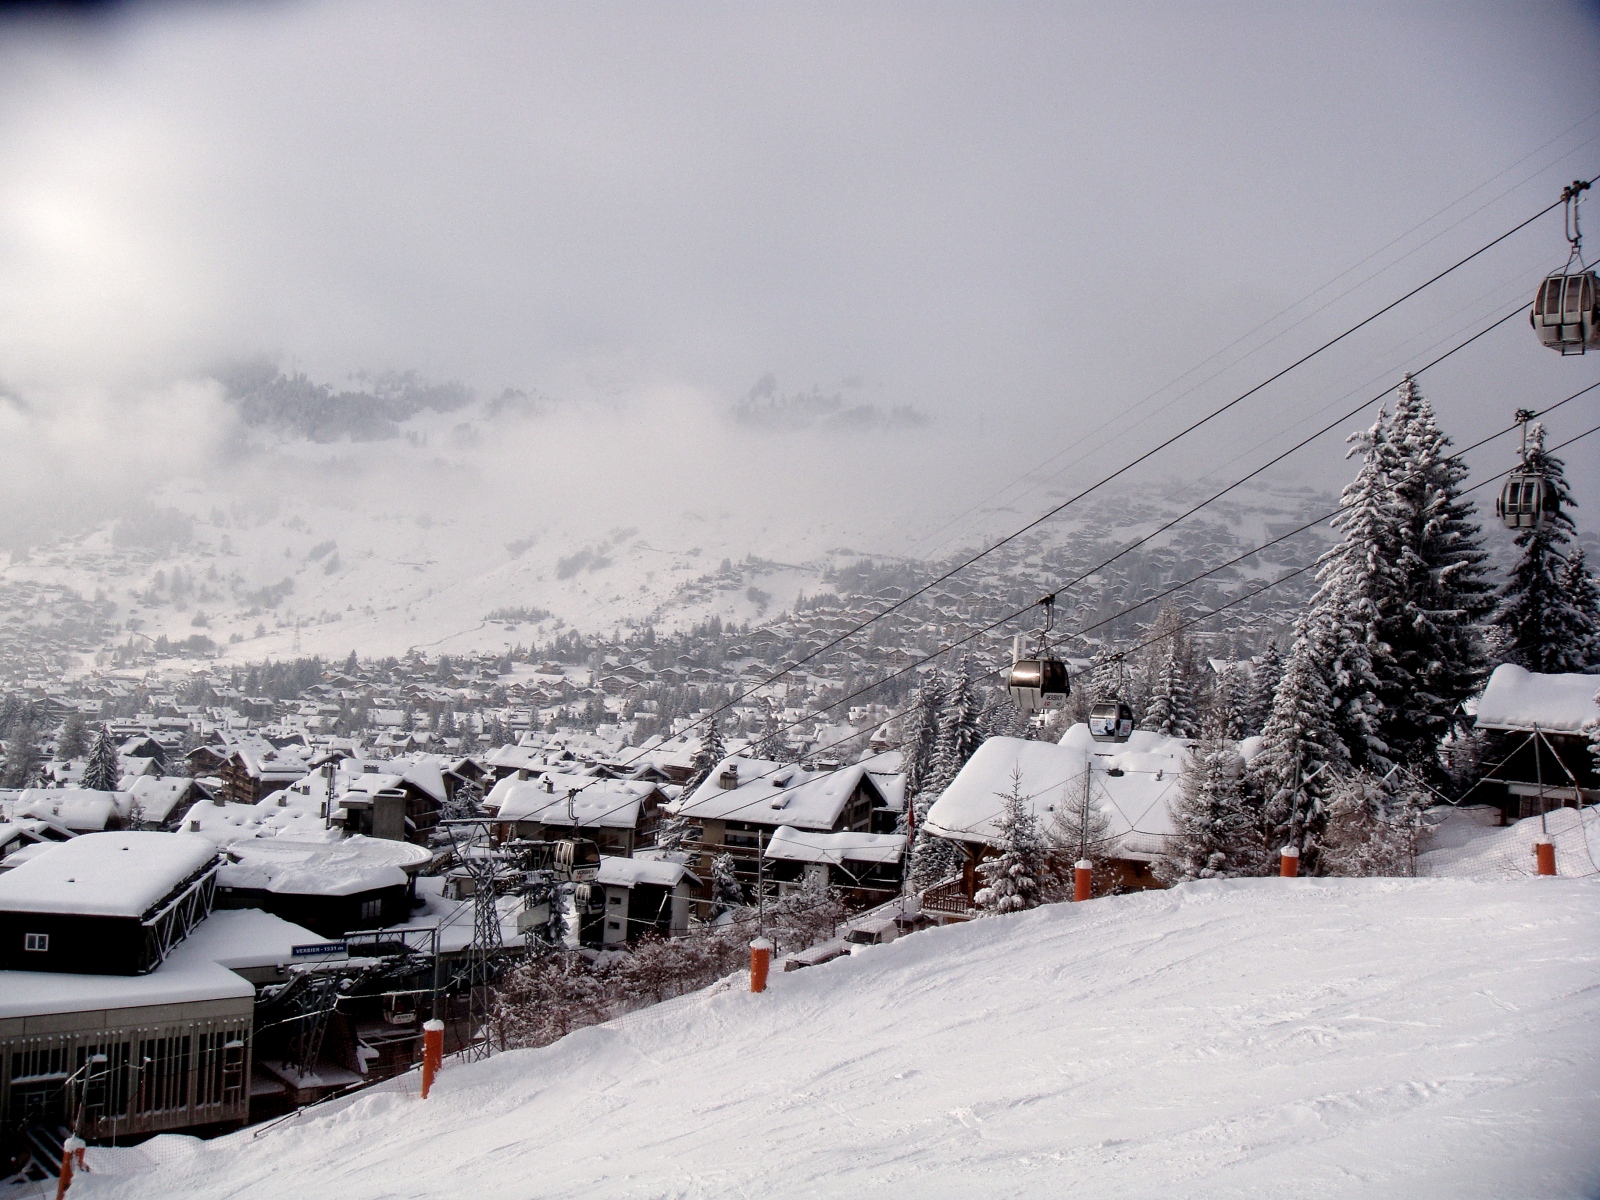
[1494,425,1584,674]
[979,689,1030,740]
[1086,647,1126,701]
[1378,377,1495,770]
[1554,547,1600,671]
[488,715,509,748]
[1044,764,1111,872]
[752,707,792,762]
[82,724,121,792]
[1140,609,1197,738]
[0,719,40,789]
[710,852,744,911]
[0,694,19,739]
[1208,664,1251,741]
[1155,732,1262,884]
[928,656,985,794]
[898,669,945,797]
[1304,407,1395,774]
[1247,641,1283,734]
[439,707,459,739]
[975,769,1045,914]
[57,710,89,759]
[1245,620,1350,874]
[679,717,727,797]
[907,801,965,888]
[1318,770,1424,877]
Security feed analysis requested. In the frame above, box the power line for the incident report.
[564,394,1600,836]
[605,179,1592,774]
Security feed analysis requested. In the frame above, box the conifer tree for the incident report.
[58,710,89,759]
[1208,665,1251,741]
[979,690,1030,741]
[1246,621,1349,874]
[1140,610,1197,738]
[1,719,40,789]
[898,669,945,797]
[1553,547,1600,672]
[1156,733,1262,883]
[1494,425,1584,674]
[1045,763,1112,869]
[928,656,986,793]
[82,724,121,792]
[1247,642,1283,734]
[975,769,1045,914]
[1304,408,1395,773]
[710,852,744,911]
[1378,378,1495,769]
[1086,648,1126,702]
[679,717,727,798]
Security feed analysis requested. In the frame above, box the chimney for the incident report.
[187,818,201,833]
[719,764,739,790]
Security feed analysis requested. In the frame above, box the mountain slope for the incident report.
[86,878,1600,1199]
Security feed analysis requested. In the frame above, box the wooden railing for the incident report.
[920,875,974,916]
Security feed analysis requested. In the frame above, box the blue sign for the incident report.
[291,941,348,958]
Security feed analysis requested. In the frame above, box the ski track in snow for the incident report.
[78,878,1600,1200]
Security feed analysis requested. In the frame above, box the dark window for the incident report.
[24,933,47,952]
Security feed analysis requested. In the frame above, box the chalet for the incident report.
[666,755,894,897]
[1472,664,1600,821]
[762,826,906,904]
[218,740,314,806]
[336,761,448,845]
[577,854,698,948]
[483,773,665,857]
[923,730,1189,914]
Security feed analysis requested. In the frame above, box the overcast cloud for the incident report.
[0,1,1596,554]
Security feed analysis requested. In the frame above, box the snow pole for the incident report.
[420,1019,445,1098]
[749,937,773,993]
[1534,838,1556,876]
[55,1137,84,1199]
[1279,846,1299,878]
[1073,859,1093,902]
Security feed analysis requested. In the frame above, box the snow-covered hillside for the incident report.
[82,879,1600,1199]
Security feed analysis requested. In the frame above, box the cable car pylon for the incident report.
[1007,594,1070,716]
[1532,180,1599,355]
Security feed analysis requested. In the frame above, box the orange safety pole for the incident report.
[1535,838,1556,876]
[1073,859,1092,902]
[1279,846,1299,878]
[55,1137,83,1199]
[420,1019,444,1099]
[749,938,772,993]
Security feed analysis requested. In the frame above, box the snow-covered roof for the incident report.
[764,826,907,865]
[0,831,218,918]
[175,907,335,970]
[670,756,885,832]
[595,855,689,889]
[485,773,655,829]
[1474,664,1600,734]
[0,950,251,1020]
[924,729,1189,860]
[126,776,196,825]
[219,836,431,896]
[12,788,125,832]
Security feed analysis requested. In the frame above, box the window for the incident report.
[609,894,623,905]
[359,899,382,921]
[24,933,48,953]
[606,920,622,931]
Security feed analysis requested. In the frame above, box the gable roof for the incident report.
[1474,664,1600,735]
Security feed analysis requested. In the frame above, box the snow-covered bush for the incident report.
[1318,771,1423,878]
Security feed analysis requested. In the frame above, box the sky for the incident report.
[0,0,1597,561]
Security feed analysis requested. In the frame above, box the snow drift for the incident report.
[81,878,1600,1199]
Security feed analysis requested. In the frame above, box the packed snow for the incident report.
[78,878,1600,1199]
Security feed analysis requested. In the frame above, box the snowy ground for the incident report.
[77,878,1600,1200]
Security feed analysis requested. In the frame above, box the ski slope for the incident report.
[83,878,1600,1199]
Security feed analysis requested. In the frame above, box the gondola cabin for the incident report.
[1531,269,1599,354]
[1496,471,1560,529]
[1088,701,1135,743]
[1007,658,1069,715]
